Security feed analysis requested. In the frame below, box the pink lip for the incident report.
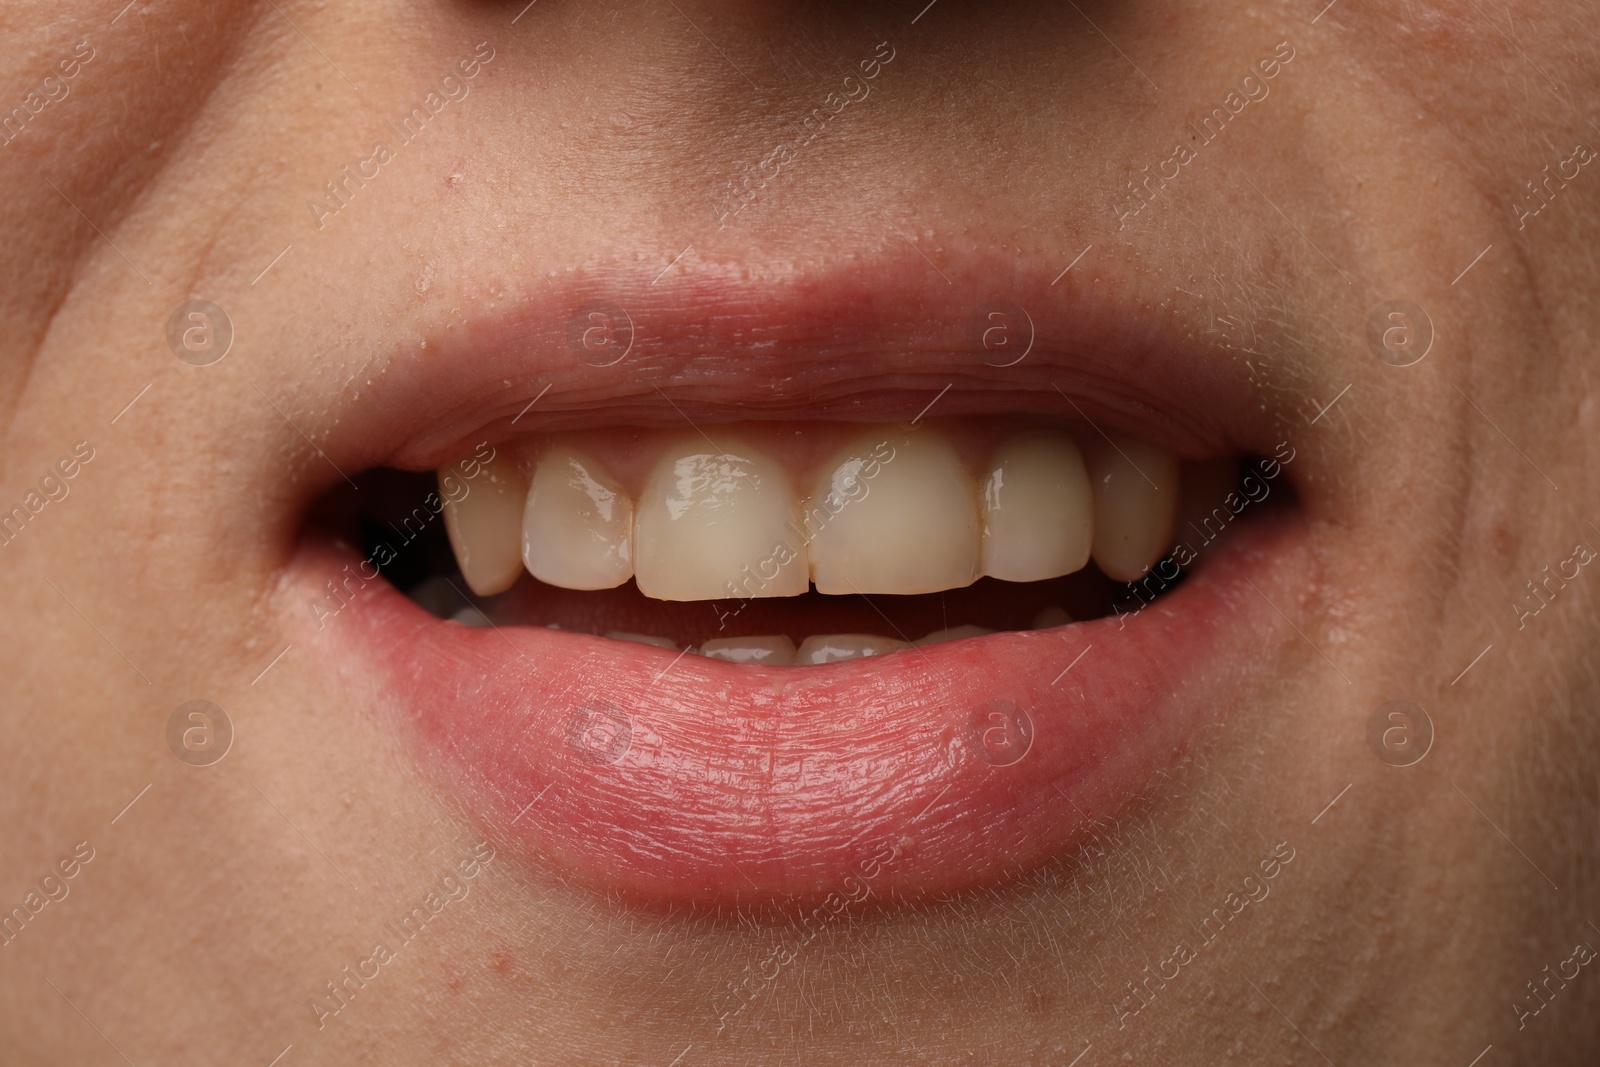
[327,252,1271,477]
[301,509,1303,905]
[280,251,1311,904]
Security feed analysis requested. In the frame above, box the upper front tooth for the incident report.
[1085,433,1180,581]
[522,446,634,590]
[440,451,527,596]
[633,439,808,602]
[809,430,980,595]
[980,430,1093,582]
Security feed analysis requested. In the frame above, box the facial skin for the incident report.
[2,0,1599,1063]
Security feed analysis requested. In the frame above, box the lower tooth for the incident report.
[795,634,911,664]
[451,605,493,628]
[606,631,679,650]
[914,625,995,646]
[700,635,797,665]
[408,575,462,619]
[1032,606,1073,629]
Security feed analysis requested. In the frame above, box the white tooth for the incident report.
[1032,606,1073,630]
[634,441,807,601]
[407,575,462,619]
[606,631,679,650]
[522,446,634,590]
[451,605,493,628]
[1085,434,1180,582]
[796,634,911,664]
[440,453,527,596]
[914,625,994,646]
[980,431,1093,582]
[809,430,979,595]
[700,635,797,665]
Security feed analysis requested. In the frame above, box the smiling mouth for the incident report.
[283,255,1313,906]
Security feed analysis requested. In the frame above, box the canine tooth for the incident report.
[796,634,911,664]
[522,446,634,590]
[980,431,1093,582]
[1086,434,1180,581]
[634,441,808,601]
[440,453,527,596]
[914,625,994,646]
[809,430,980,595]
[700,635,797,665]
[1032,606,1073,630]
[606,631,679,650]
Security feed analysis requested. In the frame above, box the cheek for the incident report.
[1408,3,1486,59]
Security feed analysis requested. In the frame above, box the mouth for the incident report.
[283,253,1313,906]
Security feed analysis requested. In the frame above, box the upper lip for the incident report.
[300,248,1285,482]
[279,246,1314,906]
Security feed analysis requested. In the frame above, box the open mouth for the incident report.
[282,257,1314,906]
[341,420,1250,660]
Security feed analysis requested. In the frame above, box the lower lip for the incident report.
[301,511,1306,906]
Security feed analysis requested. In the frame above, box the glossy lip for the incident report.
[303,509,1305,905]
[280,250,1312,905]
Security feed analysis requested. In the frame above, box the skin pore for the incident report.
[2,0,1599,1063]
